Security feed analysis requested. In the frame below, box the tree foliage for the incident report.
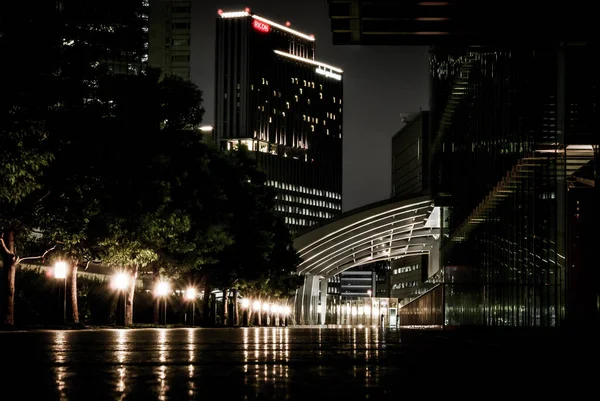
[0,1,303,327]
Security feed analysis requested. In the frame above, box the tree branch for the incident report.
[16,245,57,265]
[0,233,14,257]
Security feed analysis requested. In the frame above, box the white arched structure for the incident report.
[292,195,441,325]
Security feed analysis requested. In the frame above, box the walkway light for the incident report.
[185,287,197,300]
[262,303,269,312]
[155,281,170,297]
[241,298,250,309]
[112,273,130,290]
[54,261,67,279]
[284,306,291,315]
[253,301,261,310]
[155,281,171,325]
[54,261,68,323]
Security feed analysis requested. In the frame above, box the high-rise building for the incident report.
[391,111,430,198]
[148,0,192,79]
[215,9,343,232]
[57,0,149,75]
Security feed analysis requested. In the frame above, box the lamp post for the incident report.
[54,261,68,323]
[185,287,197,326]
[241,298,250,326]
[111,272,130,326]
[155,281,170,325]
[252,301,261,326]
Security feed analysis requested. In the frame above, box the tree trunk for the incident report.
[152,264,160,325]
[0,231,17,327]
[125,265,138,326]
[202,281,211,326]
[232,289,238,326]
[222,287,228,326]
[70,260,79,323]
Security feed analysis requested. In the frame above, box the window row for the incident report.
[275,205,335,219]
[392,281,418,290]
[284,216,317,227]
[393,264,419,275]
[276,194,342,210]
[267,180,341,200]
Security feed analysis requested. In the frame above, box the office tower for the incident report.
[148,0,192,79]
[57,0,149,75]
[215,9,343,232]
[327,2,600,327]
[391,111,430,198]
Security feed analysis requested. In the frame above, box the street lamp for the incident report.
[252,301,262,326]
[240,299,250,326]
[155,281,171,325]
[111,272,130,326]
[54,261,68,323]
[185,287,197,326]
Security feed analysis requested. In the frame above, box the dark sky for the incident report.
[192,0,429,211]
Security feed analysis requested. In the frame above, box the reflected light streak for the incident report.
[374,327,380,360]
[158,329,168,363]
[117,367,126,393]
[352,328,357,358]
[157,365,167,401]
[115,330,129,393]
[254,327,260,360]
[187,329,195,363]
[53,331,68,396]
[156,329,168,401]
[284,328,290,362]
[243,327,249,383]
[318,328,322,357]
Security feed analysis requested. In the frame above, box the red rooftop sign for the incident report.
[252,20,270,33]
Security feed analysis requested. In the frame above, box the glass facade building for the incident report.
[420,45,599,327]
[215,10,343,232]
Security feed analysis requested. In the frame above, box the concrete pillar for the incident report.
[320,277,328,325]
[295,274,320,325]
[428,238,441,279]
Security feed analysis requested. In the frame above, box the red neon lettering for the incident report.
[253,20,270,33]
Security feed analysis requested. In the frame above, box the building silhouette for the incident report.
[148,0,191,79]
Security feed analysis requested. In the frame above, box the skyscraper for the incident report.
[215,9,343,232]
[148,0,192,79]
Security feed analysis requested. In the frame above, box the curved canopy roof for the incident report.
[294,195,439,278]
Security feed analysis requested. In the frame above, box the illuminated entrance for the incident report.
[293,195,441,325]
[325,297,398,327]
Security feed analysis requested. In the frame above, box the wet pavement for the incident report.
[0,327,591,400]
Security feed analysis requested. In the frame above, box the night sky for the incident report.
[192,0,429,211]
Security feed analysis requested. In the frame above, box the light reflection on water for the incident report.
[34,327,397,400]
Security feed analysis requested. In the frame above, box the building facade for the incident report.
[425,45,600,327]
[390,255,425,300]
[148,0,191,79]
[57,0,149,75]
[391,111,430,198]
[215,9,343,232]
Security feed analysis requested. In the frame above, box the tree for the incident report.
[0,1,60,326]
